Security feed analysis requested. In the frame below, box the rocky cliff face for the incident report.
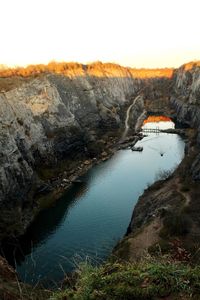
[170,62,200,180]
[0,255,49,299]
[0,65,147,240]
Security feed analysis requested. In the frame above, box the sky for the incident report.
[1,0,200,68]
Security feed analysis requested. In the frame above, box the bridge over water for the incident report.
[142,127,160,133]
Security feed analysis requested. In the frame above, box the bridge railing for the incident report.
[142,127,160,133]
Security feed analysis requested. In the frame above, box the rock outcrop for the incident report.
[0,255,49,299]
[171,62,200,180]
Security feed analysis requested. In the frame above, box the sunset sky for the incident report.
[1,0,200,68]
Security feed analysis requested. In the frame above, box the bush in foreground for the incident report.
[50,257,200,300]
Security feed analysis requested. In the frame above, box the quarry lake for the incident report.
[5,119,185,286]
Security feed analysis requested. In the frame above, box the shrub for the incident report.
[50,259,200,300]
[163,211,192,236]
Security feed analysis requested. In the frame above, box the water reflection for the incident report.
[3,117,185,285]
[2,182,88,268]
[142,115,175,130]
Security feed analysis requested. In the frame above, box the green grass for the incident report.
[49,258,200,300]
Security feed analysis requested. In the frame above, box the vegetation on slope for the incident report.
[49,257,200,300]
[0,61,173,80]
[4,254,200,300]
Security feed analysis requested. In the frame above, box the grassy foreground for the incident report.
[49,257,200,300]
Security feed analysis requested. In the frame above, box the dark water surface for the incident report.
[5,121,185,285]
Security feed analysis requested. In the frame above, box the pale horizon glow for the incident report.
[1,0,200,68]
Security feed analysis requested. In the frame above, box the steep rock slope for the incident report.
[171,62,200,179]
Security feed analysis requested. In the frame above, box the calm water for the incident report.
[5,120,185,285]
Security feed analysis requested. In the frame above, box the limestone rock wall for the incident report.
[171,62,200,180]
